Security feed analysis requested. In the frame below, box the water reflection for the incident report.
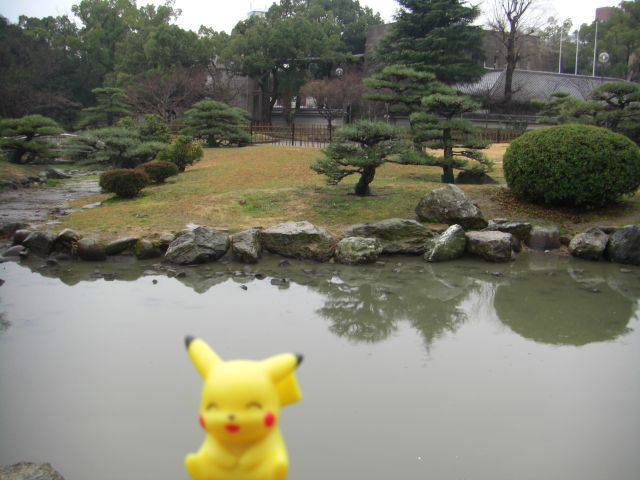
[8,254,640,348]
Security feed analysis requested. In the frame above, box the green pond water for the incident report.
[1,253,639,480]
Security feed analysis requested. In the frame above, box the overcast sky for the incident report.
[0,0,623,33]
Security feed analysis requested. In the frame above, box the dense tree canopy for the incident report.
[372,0,485,85]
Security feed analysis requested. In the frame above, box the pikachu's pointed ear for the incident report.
[185,336,221,379]
[263,353,303,406]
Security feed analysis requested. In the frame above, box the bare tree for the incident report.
[126,68,208,122]
[300,71,365,130]
[487,0,544,104]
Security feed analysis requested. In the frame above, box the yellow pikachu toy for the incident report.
[184,336,303,480]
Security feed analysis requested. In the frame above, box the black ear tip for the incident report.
[185,336,195,349]
[295,353,304,366]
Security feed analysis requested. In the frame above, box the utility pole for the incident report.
[575,28,580,75]
[592,21,599,77]
[559,29,564,73]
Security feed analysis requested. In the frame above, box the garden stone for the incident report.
[135,239,163,260]
[485,219,532,243]
[12,229,33,246]
[0,462,65,480]
[466,231,514,262]
[165,226,230,265]
[232,228,262,263]
[415,184,488,230]
[2,245,27,258]
[425,224,467,262]
[455,171,497,185]
[569,228,609,261]
[261,221,335,262]
[526,226,561,251]
[343,218,436,254]
[0,222,27,238]
[335,237,383,265]
[45,167,71,179]
[77,238,107,261]
[54,228,81,254]
[156,232,176,252]
[23,231,57,255]
[606,225,640,266]
[105,237,139,255]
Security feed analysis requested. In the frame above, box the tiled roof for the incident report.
[457,69,623,102]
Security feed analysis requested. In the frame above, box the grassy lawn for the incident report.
[55,143,640,240]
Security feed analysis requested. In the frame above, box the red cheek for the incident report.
[199,415,205,429]
[264,412,275,428]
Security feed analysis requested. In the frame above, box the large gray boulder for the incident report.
[23,231,57,255]
[335,236,383,265]
[425,224,467,262]
[526,226,561,251]
[77,238,107,261]
[45,167,71,179]
[606,225,640,266]
[232,228,262,263]
[569,227,609,261]
[466,231,514,262]
[261,221,335,262]
[343,218,436,254]
[165,226,230,265]
[0,462,65,480]
[415,184,488,230]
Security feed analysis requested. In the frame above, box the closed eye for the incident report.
[246,401,262,409]
[206,403,218,410]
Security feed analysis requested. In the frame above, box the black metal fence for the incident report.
[249,123,523,147]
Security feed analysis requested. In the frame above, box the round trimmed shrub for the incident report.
[99,168,149,198]
[138,160,179,184]
[504,124,640,208]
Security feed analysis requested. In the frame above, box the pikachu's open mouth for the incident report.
[225,424,241,433]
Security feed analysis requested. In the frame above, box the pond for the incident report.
[1,253,639,480]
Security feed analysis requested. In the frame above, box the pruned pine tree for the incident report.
[76,87,131,128]
[412,91,493,183]
[312,121,434,196]
[182,100,251,147]
[0,114,63,163]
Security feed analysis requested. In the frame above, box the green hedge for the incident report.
[99,168,149,198]
[503,124,640,208]
[138,160,179,184]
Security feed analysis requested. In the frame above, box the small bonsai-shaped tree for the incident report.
[312,121,427,196]
[77,87,132,128]
[0,115,63,163]
[158,135,204,171]
[64,127,167,168]
[182,100,250,147]
[412,88,492,183]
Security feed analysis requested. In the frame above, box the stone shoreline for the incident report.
[1,185,638,267]
[2,217,639,268]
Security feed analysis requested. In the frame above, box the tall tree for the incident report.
[596,1,640,81]
[487,0,543,104]
[372,0,485,84]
